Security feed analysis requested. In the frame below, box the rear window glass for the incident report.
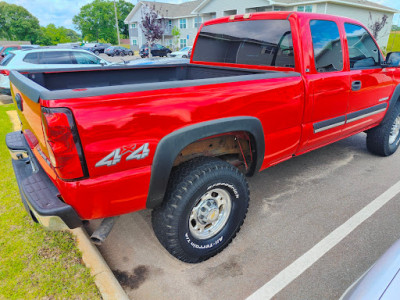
[192,20,295,68]
[1,53,15,66]
[23,52,39,64]
[40,51,73,64]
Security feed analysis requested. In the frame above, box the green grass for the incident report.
[0,104,100,299]
[386,31,400,53]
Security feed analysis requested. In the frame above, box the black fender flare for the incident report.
[382,84,400,124]
[146,116,265,209]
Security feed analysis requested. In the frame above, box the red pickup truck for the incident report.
[6,12,400,263]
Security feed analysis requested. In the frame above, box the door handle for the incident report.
[351,81,362,91]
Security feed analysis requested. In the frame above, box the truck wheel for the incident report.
[152,157,249,263]
[367,102,400,156]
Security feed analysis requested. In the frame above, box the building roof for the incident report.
[125,0,202,23]
[192,0,398,14]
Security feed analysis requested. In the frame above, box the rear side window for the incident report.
[192,20,295,68]
[4,47,18,55]
[310,20,343,72]
[72,52,101,64]
[1,54,15,66]
[23,52,39,64]
[40,51,73,64]
[344,23,381,69]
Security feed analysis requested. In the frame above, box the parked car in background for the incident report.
[127,57,189,65]
[340,239,400,299]
[81,43,111,55]
[139,44,172,58]
[104,46,133,57]
[0,48,109,95]
[0,45,36,62]
[170,46,192,58]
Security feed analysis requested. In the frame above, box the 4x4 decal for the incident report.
[95,143,150,167]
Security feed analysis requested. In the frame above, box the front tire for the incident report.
[367,102,400,156]
[152,157,249,263]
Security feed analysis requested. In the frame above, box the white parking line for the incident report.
[247,180,400,300]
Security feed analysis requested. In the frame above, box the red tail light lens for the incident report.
[41,107,88,180]
[0,69,10,76]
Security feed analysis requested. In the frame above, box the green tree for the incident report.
[73,0,133,44]
[0,2,40,43]
[172,26,181,51]
[39,24,80,45]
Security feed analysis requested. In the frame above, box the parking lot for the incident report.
[85,132,400,299]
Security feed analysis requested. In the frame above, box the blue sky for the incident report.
[3,0,400,31]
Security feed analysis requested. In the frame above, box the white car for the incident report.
[0,48,109,95]
[169,46,192,58]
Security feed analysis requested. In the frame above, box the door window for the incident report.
[40,51,73,64]
[310,20,343,72]
[344,23,381,69]
[73,52,101,64]
[23,52,39,64]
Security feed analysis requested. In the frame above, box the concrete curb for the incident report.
[70,228,129,300]
[4,110,128,300]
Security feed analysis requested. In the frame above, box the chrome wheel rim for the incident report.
[189,188,232,240]
[389,115,400,145]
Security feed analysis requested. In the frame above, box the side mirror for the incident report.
[385,52,400,67]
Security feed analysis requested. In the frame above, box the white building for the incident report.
[125,0,398,50]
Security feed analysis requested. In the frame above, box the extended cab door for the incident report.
[342,23,393,135]
[299,18,350,153]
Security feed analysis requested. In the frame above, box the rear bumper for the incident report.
[6,131,82,230]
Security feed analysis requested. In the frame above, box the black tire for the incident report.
[116,51,120,56]
[182,55,188,58]
[94,50,100,55]
[367,102,400,156]
[152,157,249,263]
[121,52,125,57]
[129,51,133,56]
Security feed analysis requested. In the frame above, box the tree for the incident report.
[140,3,166,53]
[37,24,81,46]
[172,26,181,51]
[0,2,40,43]
[369,12,388,40]
[73,0,133,44]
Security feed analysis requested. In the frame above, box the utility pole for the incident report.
[114,0,121,45]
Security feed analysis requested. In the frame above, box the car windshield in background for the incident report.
[1,53,15,66]
[181,47,190,51]
[192,19,295,68]
[0,46,3,52]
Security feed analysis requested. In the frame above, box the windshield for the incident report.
[192,19,295,68]
[180,47,190,51]
[0,47,3,52]
[1,53,15,66]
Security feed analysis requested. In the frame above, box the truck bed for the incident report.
[10,64,299,101]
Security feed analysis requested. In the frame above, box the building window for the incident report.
[131,23,136,28]
[180,39,187,48]
[273,7,281,11]
[180,18,187,29]
[297,6,304,12]
[132,39,137,46]
[224,9,237,16]
[194,16,203,28]
[305,5,313,12]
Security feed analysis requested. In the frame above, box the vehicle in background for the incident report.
[188,47,192,58]
[81,43,111,55]
[104,46,134,57]
[0,45,36,62]
[0,48,108,95]
[340,239,400,299]
[170,46,192,58]
[139,44,172,58]
[127,57,189,65]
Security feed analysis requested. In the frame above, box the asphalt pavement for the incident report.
[86,132,400,300]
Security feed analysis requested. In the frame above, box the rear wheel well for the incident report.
[172,131,256,175]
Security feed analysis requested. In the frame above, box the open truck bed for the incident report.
[9,64,297,101]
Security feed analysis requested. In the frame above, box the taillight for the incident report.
[41,107,88,180]
[0,69,10,76]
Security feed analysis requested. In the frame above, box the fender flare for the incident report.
[146,116,265,209]
[382,84,400,124]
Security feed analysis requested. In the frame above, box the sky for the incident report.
[2,0,400,31]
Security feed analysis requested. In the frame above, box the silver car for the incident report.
[0,48,109,95]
